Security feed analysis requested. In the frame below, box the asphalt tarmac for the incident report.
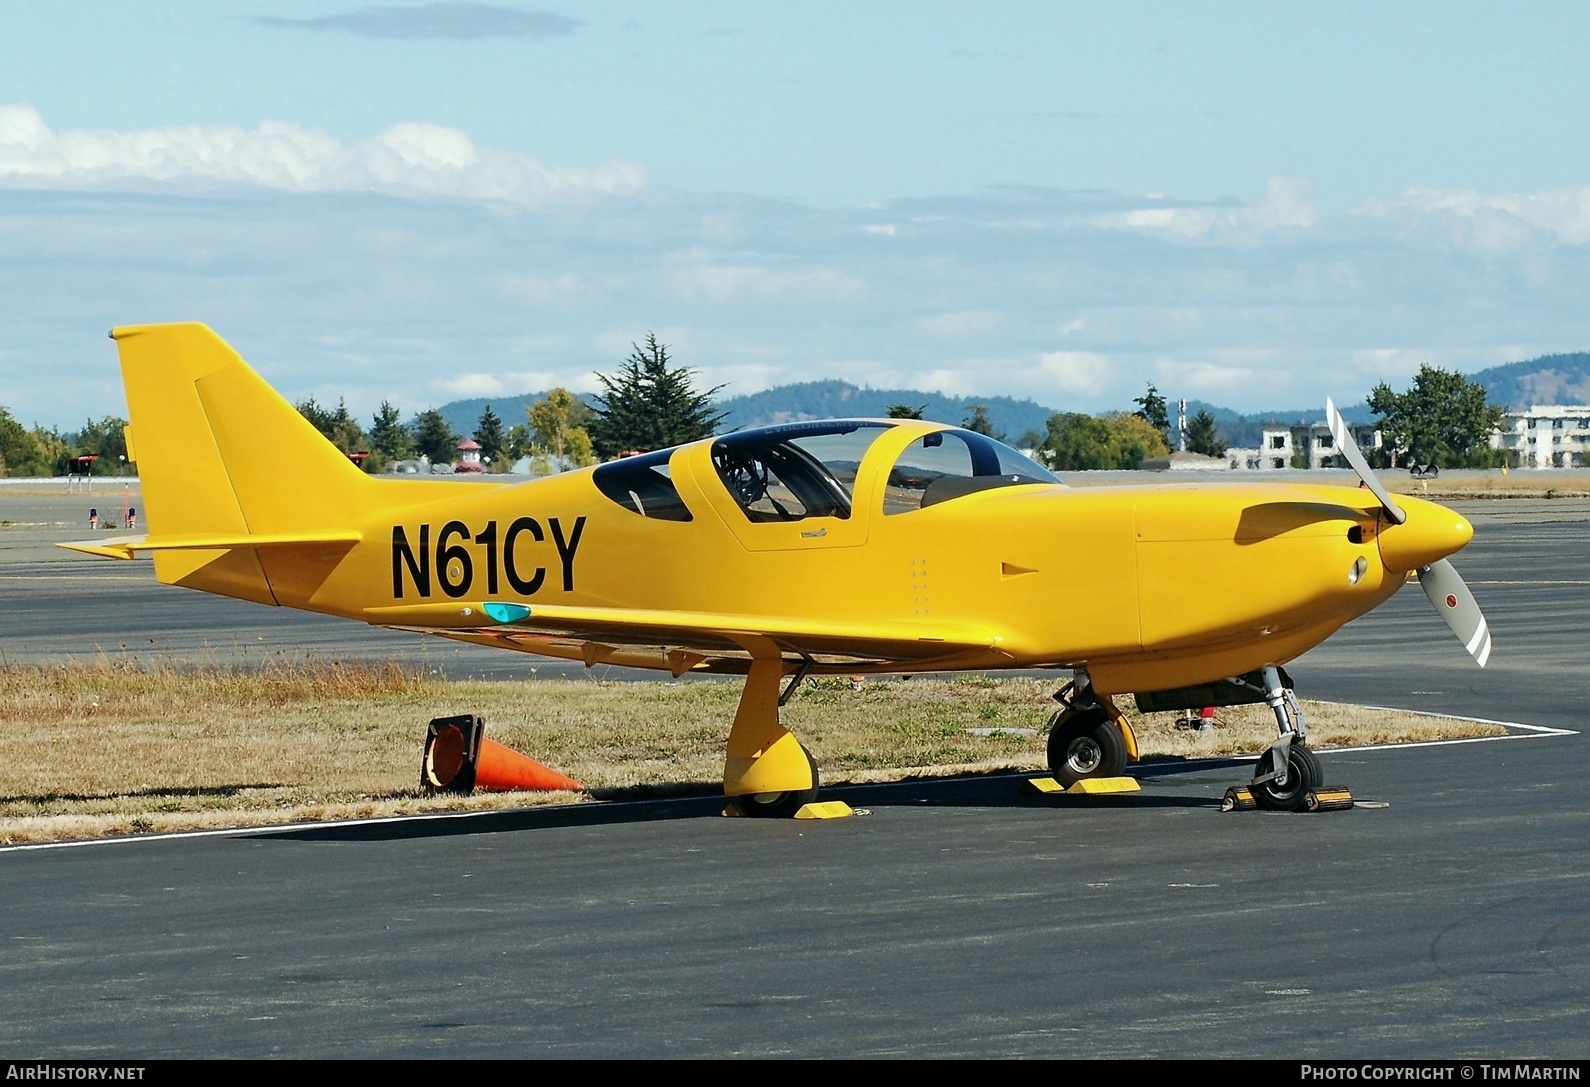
[0,485,1587,1057]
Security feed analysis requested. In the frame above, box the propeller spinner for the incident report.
[1324,398,1491,667]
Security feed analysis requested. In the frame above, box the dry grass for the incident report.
[0,663,1504,843]
[1381,470,1590,499]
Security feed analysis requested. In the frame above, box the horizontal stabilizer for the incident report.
[58,530,363,561]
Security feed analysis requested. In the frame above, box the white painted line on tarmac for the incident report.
[0,806,561,854]
[1122,708,1574,776]
[0,575,145,582]
[1322,706,1577,753]
[0,793,713,855]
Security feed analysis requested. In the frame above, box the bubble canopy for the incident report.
[593,420,1057,523]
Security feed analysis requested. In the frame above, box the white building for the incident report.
[1226,422,1382,470]
[1491,405,1590,468]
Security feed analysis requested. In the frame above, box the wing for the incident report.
[363,601,1007,676]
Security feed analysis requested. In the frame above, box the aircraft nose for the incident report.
[1376,500,1473,572]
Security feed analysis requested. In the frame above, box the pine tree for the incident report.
[296,397,367,454]
[1133,384,1170,442]
[1183,410,1228,457]
[474,404,506,467]
[370,401,413,460]
[589,334,724,458]
[886,404,926,419]
[413,408,458,464]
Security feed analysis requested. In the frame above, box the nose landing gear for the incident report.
[1248,665,1320,812]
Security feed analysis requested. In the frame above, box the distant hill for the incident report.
[712,381,1058,440]
[430,383,1060,441]
[1469,352,1590,410]
[1185,399,1376,448]
[430,383,1377,449]
[431,393,587,437]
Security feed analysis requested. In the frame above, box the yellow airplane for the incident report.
[63,324,1489,814]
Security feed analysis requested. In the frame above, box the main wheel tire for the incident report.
[1251,742,1321,812]
[734,745,820,818]
[1047,708,1128,787]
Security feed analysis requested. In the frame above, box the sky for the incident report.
[3,2,1590,428]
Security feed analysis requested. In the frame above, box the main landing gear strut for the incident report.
[1046,679,1135,787]
[722,651,819,817]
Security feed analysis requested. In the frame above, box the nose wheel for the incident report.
[1250,739,1321,811]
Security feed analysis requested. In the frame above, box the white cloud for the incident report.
[918,311,1002,337]
[0,104,644,206]
[1359,184,1590,247]
[1343,348,1429,385]
[5,154,1590,430]
[1151,357,1258,394]
[913,368,977,397]
[1096,176,1318,240]
[435,373,506,398]
[1037,351,1112,396]
[664,256,864,303]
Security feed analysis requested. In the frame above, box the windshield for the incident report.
[884,428,1057,514]
[711,422,891,522]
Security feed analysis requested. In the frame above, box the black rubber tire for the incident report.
[733,745,820,818]
[1046,708,1128,787]
[1251,742,1321,812]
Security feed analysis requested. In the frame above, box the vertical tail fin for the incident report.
[114,322,372,603]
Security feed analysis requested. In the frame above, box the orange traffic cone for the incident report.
[473,735,582,792]
[420,714,582,794]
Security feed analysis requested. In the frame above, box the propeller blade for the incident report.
[1326,397,1405,526]
[1417,558,1492,667]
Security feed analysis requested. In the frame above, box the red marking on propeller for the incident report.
[1445,594,1458,608]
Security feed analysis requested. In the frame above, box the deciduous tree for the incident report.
[0,407,48,476]
[961,403,1002,439]
[1367,365,1505,468]
[1041,411,1170,470]
[527,388,597,471]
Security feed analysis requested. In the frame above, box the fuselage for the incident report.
[239,419,1472,696]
